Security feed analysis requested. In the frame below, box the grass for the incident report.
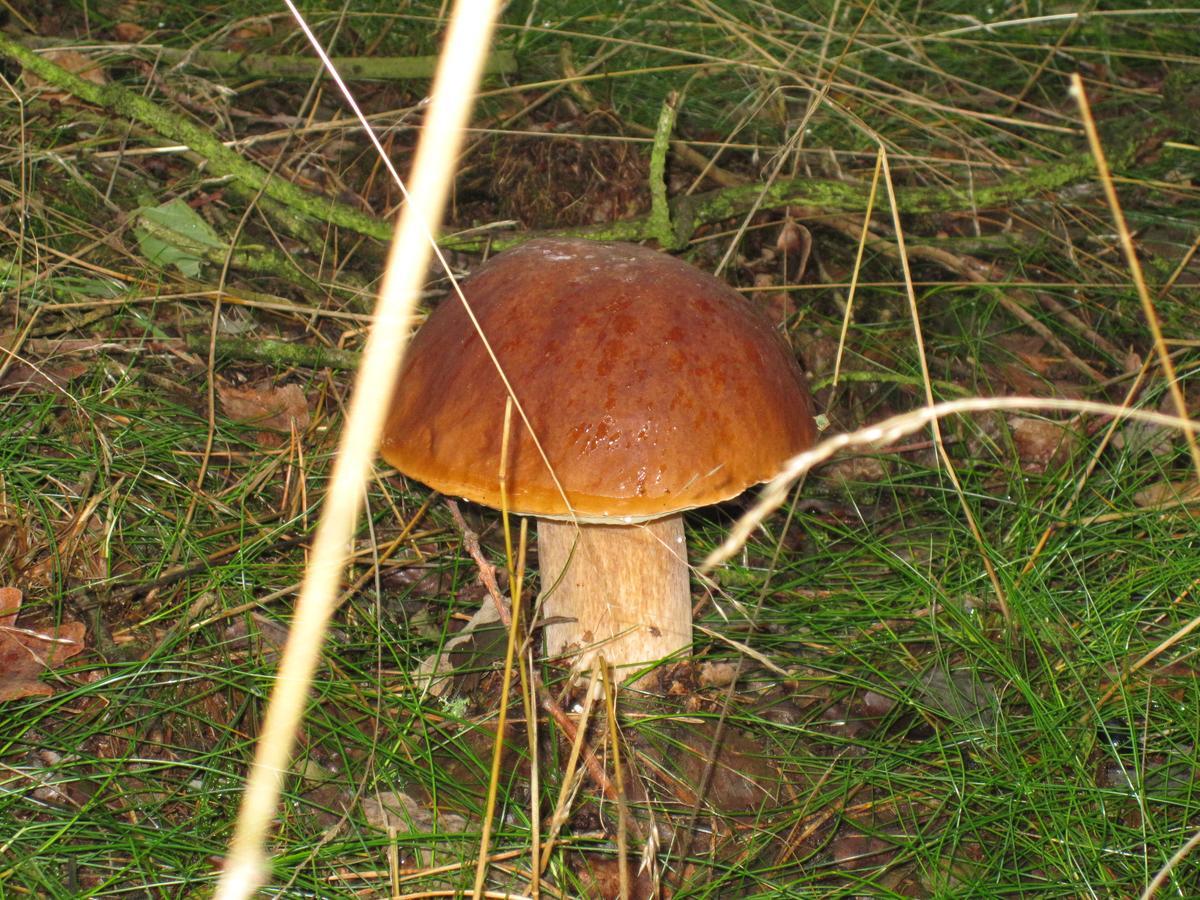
[1,0,1199,896]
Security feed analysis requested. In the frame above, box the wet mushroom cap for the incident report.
[380,238,817,520]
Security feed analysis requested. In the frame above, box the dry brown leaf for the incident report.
[1133,480,1200,509]
[22,49,108,101]
[698,660,738,688]
[227,20,275,48]
[820,454,889,486]
[362,790,467,833]
[994,361,1051,396]
[753,272,796,329]
[570,854,658,900]
[0,587,86,702]
[1008,416,1076,473]
[218,381,310,436]
[1112,391,1179,458]
[776,218,812,281]
[0,361,89,394]
[996,333,1056,375]
[112,22,148,42]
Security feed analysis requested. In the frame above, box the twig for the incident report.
[447,500,511,630]
[214,0,502,895]
[438,138,1135,253]
[648,92,680,249]
[822,215,1107,383]
[1072,73,1200,477]
[832,151,882,391]
[184,333,360,371]
[22,35,517,82]
[880,143,1010,623]
[536,676,621,809]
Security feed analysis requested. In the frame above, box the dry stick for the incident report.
[831,151,883,391]
[473,398,521,897]
[472,520,527,898]
[1156,230,1200,300]
[1090,574,1200,717]
[1141,821,1200,900]
[538,664,603,876]
[536,675,622,811]
[600,661,631,900]
[516,533,540,900]
[1071,73,1200,478]
[447,501,511,631]
[703,397,1200,573]
[824,216,1108,385]
[213,1,502,896]
[879,144,1010,623]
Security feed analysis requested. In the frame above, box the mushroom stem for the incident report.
[537,515,691,685]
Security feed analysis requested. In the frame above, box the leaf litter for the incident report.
[0,587,86,702]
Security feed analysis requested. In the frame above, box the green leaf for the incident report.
[135,198,225,277]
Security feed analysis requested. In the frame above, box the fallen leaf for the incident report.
[362,790,468,865]
[916,666,996,727]
[571,854,658,900]
[112,22,148,42]
[698,660,738,688]
[22,50,108,102]
[0,360,89,394]
[819,454,889,486]
[776,218,812,281]
[1008,416,1076,473]
[1112,391,1180,458]
[1134,480,1200,509]
[0,587,86,702]
[218,381,310,436]
[135,198,226,277]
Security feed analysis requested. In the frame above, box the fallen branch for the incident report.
[0,33,391,240]
[441,142,1135,252]
[23,35,517,82]
[183,334,361,371]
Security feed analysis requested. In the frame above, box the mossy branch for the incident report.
[0,33,393,241]
[184,334,360,371]
[23,36,516,82]
[442,143,1138,253]
[2,34,1140,260]
[648,92,680,250]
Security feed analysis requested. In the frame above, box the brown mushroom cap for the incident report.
[381,238,817,521]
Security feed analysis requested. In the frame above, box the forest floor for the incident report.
[1,2,1199,897]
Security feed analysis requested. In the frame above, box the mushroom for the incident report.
[381,239,816,686]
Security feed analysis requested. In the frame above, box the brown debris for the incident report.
[0,587,86,702]
[1007,416,1078,473]
[217,380,310,445]
[21,49,109,101]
